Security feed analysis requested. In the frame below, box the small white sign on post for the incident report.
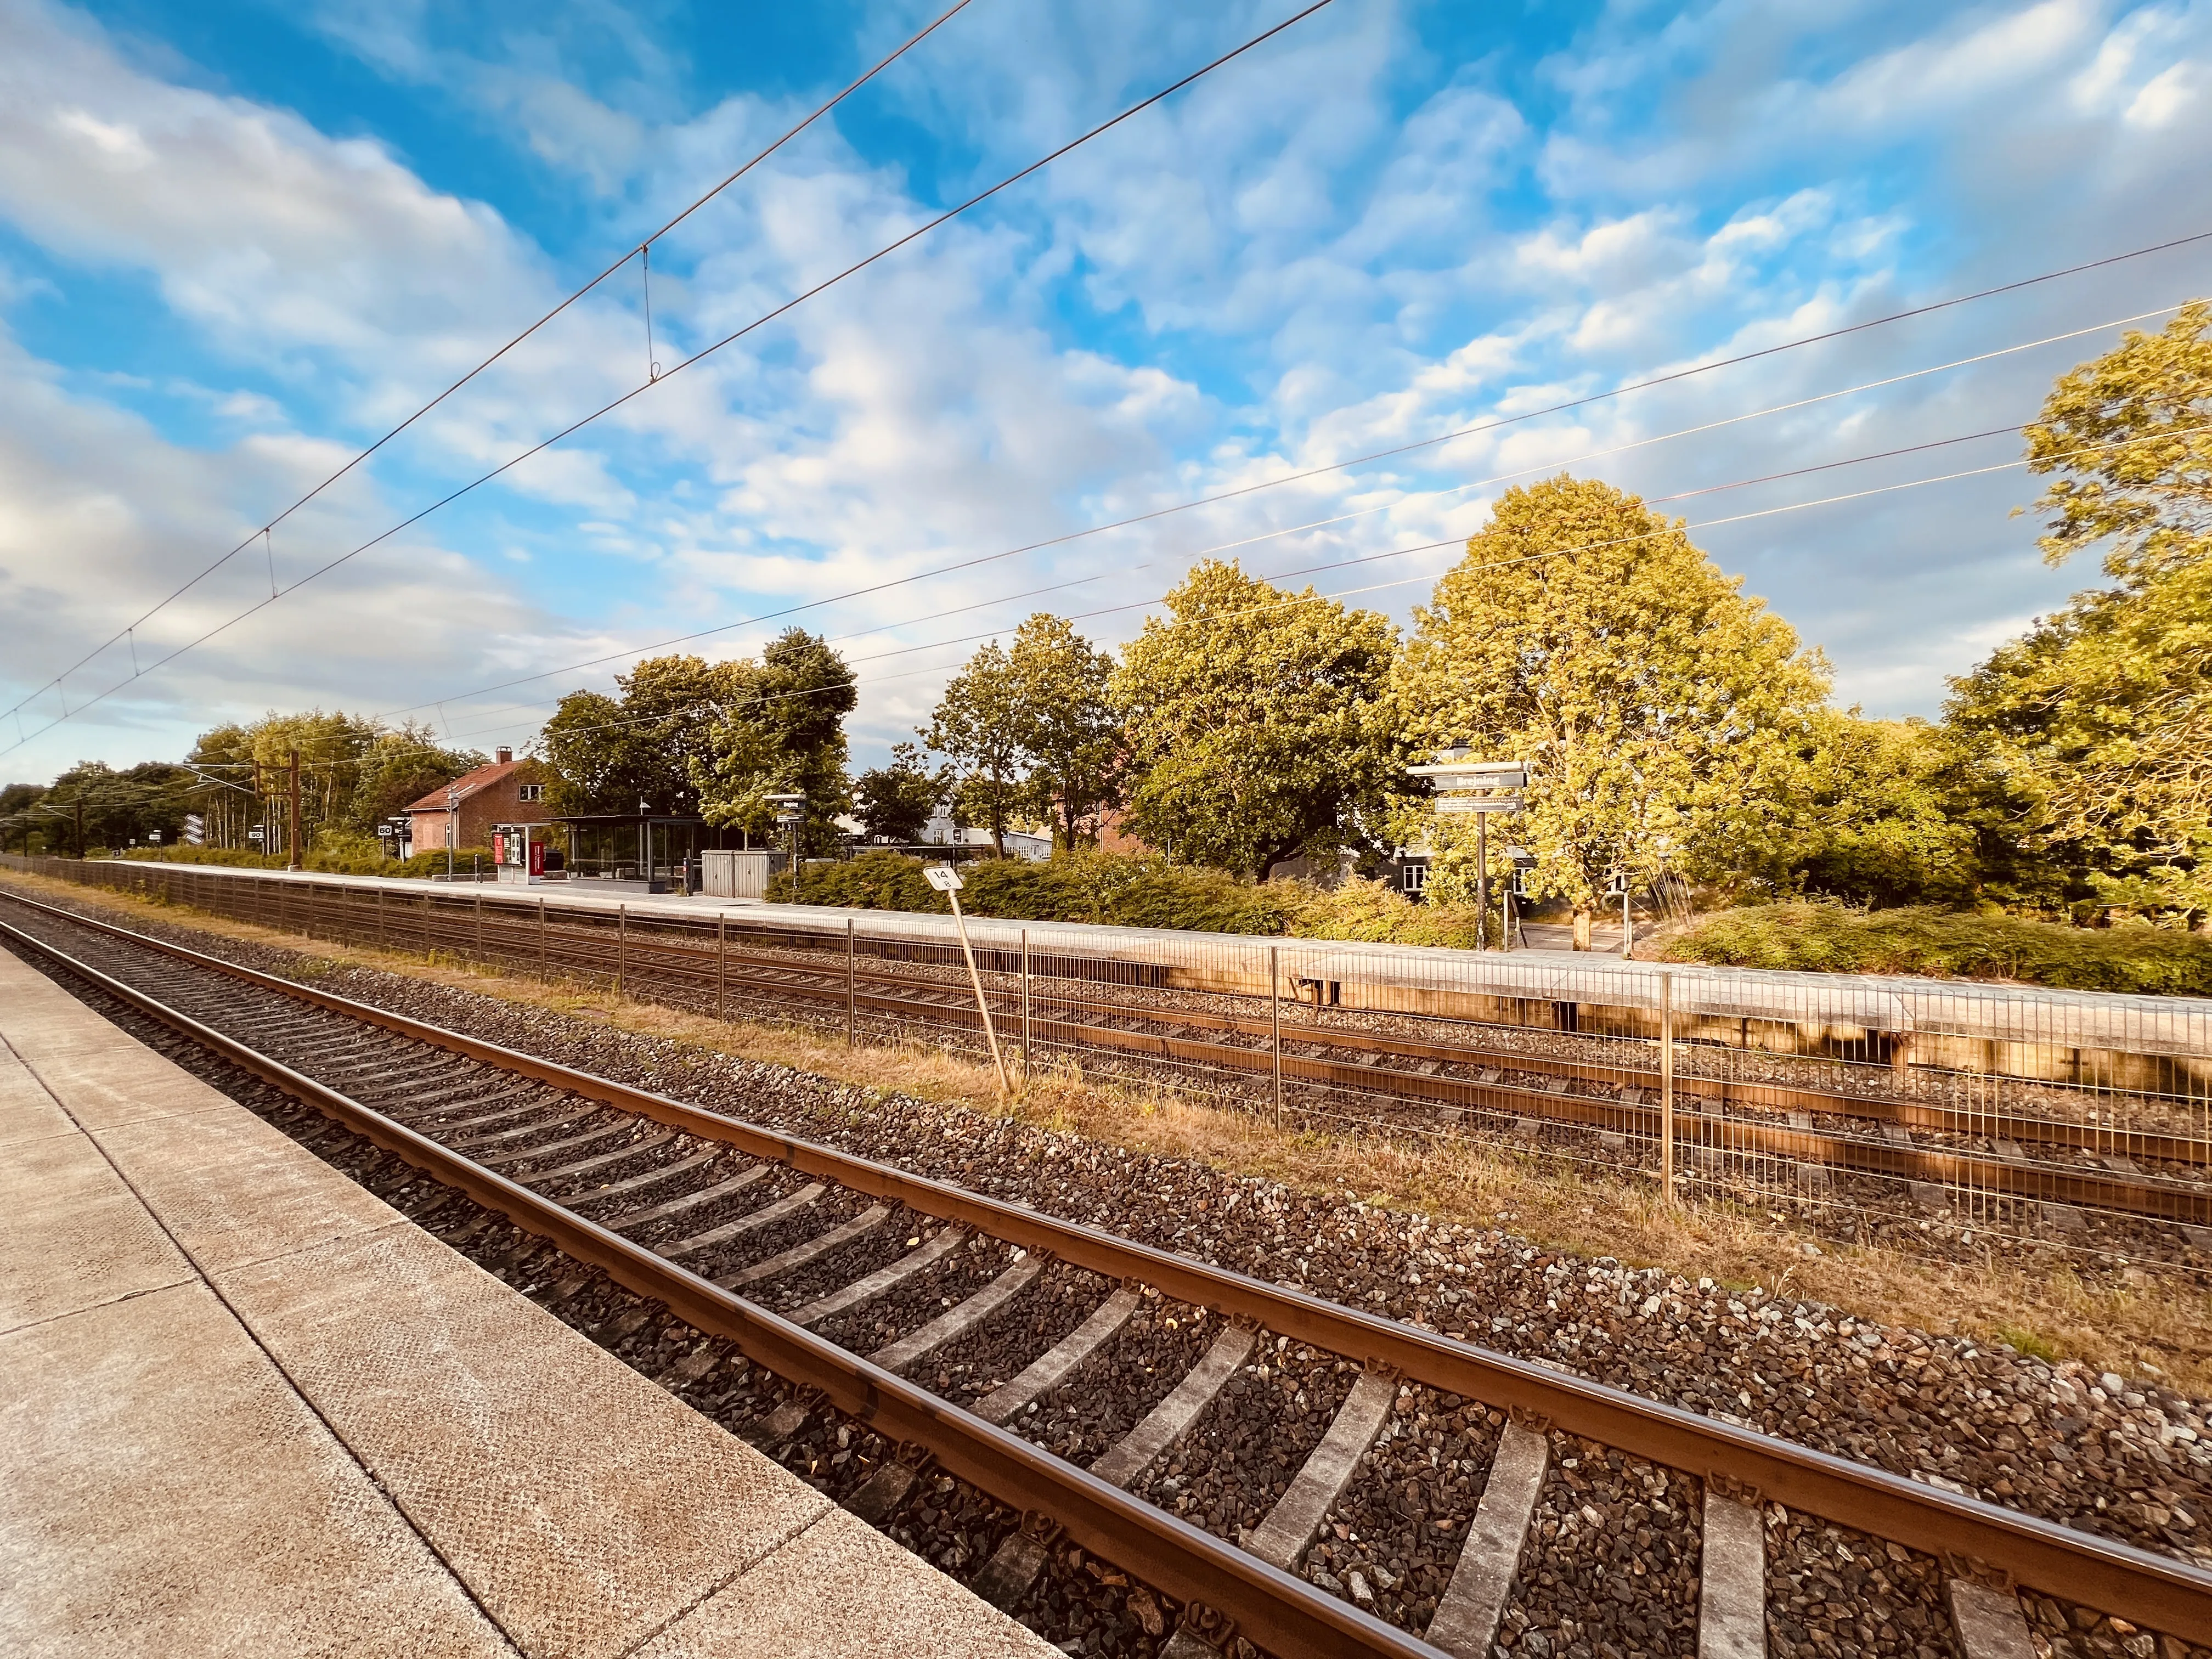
[926,863,1007,1095]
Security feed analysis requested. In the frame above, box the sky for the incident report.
[2,0,2209,785]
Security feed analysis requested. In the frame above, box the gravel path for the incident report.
[1764,1512,1958,1658]
[1498,1437,1700,1658]
[1302,1385,1502,1633]
[1137,1343,1355,1541]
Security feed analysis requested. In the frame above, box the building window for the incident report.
[517,784,545,803]
[1401,862,1429,895]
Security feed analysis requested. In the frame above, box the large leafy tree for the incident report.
[924,641,1029,856]
[539,654,738,819]
[1110,560,1403,879]
[692,629,858,854]
[1006,614,1121,849]
[1781,712,1983,908]
[1947,304,2212,923]
[851,742,944,843]
[1395,476,1829,947]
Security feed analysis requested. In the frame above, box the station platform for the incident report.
[0,946,1057,1659]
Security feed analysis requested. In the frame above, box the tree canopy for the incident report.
[692,629,858,853]
[1006,614,1121,849]
[851,741,944,843]
[924,640,1029,856]
[1110,560,1403,880]
[1949,305,2212,923]
[1395,476,1829,943]
[539,655,734,819]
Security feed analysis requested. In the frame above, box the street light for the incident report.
[1407,747,1527,951]
[766,793,807,904]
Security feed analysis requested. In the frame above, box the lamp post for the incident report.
[766,792,807,903]
[1407,748,1526,951]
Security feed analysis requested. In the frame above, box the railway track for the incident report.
[20,861,2210,1247]
[3,888,2208,1656]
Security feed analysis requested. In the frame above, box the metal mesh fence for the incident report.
[10,855,2208,1271]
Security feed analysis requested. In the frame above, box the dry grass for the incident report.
[10,866,2211,1392]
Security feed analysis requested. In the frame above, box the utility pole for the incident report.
[287,749,304,871]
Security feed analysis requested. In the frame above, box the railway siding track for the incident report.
[4,889,2210,1656]
[18,860,2210,1248]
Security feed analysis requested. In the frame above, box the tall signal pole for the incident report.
[287,749,304,871]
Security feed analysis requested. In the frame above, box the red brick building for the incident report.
[405,749,553,854]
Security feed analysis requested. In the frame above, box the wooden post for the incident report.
[845,918,856,1048]
[1270,945,1283,1131]
[1660,971,1676,1206]
[538,896,547,980]
[1020,928,1032,1084]
[617,902,627,995]
[945,890,1010,1097]
[718,913,727,1022]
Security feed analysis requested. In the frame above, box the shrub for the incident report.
[777,848,1300,933]
[122,843,495,881]
[1656,902,2212,995]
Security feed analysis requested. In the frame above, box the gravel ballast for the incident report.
[9,890,2212,1657]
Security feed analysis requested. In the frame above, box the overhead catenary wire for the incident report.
[1,0,982,731]
[0,1,1341,762]
[365,273,2212,729]
[110,416,2200,792]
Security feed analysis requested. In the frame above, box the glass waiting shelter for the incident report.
[555,814,742,892]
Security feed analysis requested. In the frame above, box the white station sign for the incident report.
[922,864,965,893]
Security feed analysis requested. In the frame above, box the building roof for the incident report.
[404,758,533,814]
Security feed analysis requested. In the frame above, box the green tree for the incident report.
[348,723,488,837]
[851,742,943,843]
[1110,560,1404,879]
[1947,304,2212,924]
[539,655,737,819]
[1006,614,1121,850]
[1782,712,1982,908]
[925,641,1028,856]
[692,629,858,855]
[1395,476,1829,947]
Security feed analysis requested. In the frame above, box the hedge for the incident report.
[1655,902,2212,996]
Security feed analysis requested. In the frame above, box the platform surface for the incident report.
[0,945,1056,1659]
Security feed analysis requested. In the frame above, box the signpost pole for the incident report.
[1660,972,1677,1206]
[1270,945,1283,1131]
[926,865,1008,1098]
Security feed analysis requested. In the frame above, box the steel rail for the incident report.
[0,906,1434,1659]
[5,890,2211,1632]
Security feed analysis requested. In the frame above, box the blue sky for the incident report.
[3,0,2210,781]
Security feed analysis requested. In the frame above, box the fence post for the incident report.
[538,896,547,981]
[845,918,856,1048]
[617,902,627,995]
[1660,971,1676,1206]
[1270,945,1283,1131]
[377,887,385,950]
[717,913,726,1022]
[475,890,483,964]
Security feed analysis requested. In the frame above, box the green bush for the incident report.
[1657,902,2212,995]
[777,849,1498,942]
[122,843,495,881]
